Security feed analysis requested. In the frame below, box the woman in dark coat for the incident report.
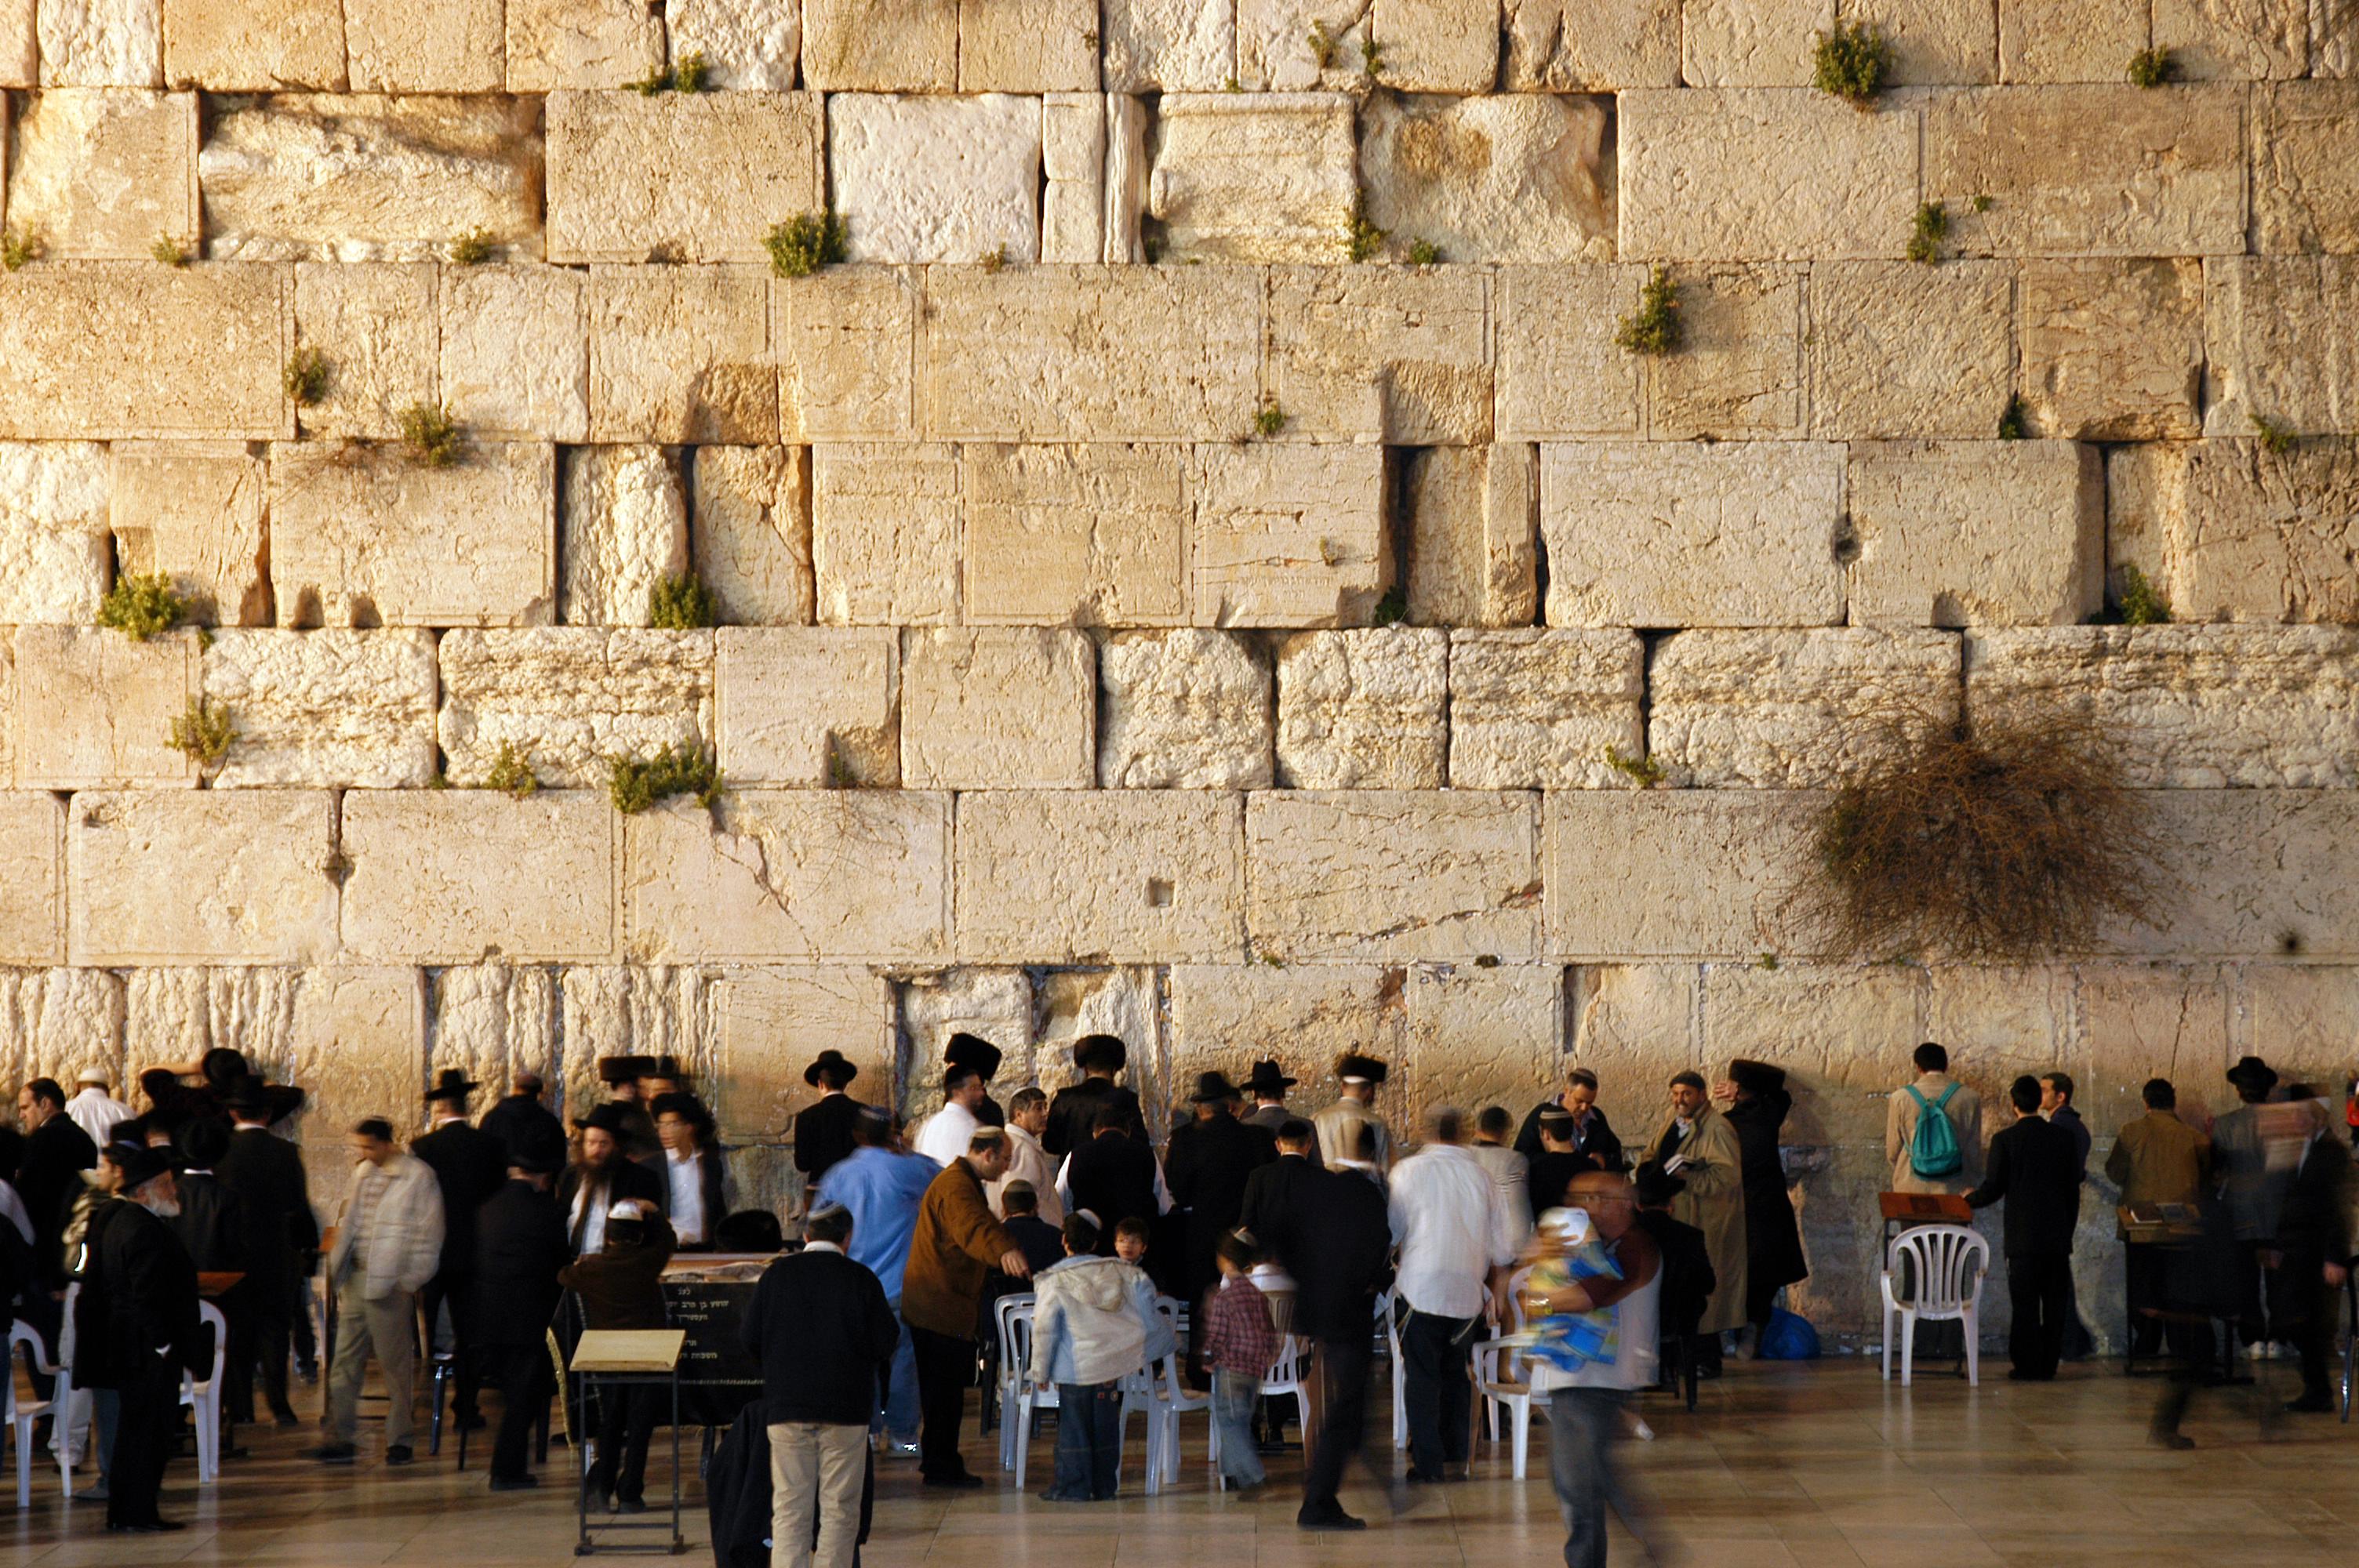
[1720,1058,1807,1338]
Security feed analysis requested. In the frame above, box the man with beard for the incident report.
[558,1104,666,1257]
[1637,1072,1747,1376]
[73,1144,205,1533]
[474,1123,570,1490]
[1162,1073,1276,1312]
[413,1069,507,1437]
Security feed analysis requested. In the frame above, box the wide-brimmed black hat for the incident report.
[946,1033,1002,1080]
[804,1049,859,1088]
[1244,1060,1296,1096]
[426,1068,478,1105]
[108,1142,175,1192]
[509,1121,568,1175]
[598,1055,657,1087]
[2226,1055,2278,1095]
[1190,1071,1244,1104]
[1074,1033,1127,1073]
[579,1102,636,1138]
[1632,1160,1687,1207]
[1335,1052,1389,1087]
[1727,1059,1787,1097]
[221,1073,274,1113]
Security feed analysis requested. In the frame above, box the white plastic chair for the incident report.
[1470,1265,1536,1479]
[994,1294,1042,1473]
[1206,1334,1312,1492]
[1880,1224,1989,1387]
[1142,1298,1202,1493]
[1380,1291,1407,1450]
[178,1300,229,1483]
[7,1319,75,1507]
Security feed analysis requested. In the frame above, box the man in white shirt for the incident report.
[1387,1106,1518,1483]
[652,1093,722,1250]
[914,1066,988,1169]
[65,1067,133,1148]
[987,1087,1063,1226]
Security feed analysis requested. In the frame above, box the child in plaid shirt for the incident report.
[1200,1230,1280,1492]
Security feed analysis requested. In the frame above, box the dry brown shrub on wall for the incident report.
[1798,702,2167,961]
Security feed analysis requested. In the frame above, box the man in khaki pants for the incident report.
[742,1203,898,1568]
[305,1118,445,1466]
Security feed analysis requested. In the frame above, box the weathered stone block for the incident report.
[2152,0,2306,78]
[292,262,436,441]
[0,441,111,622]
[0,968,127,1090]
[587,265,776,443]
[1104,0,1233,89]
[2077,963,2234,1124]
[1925,85,2245,256]
[1645,263,1801,439]
[438,264,587,442]
[0,793,64,964]
[714,626,900,787]
[802,0,957,90]
[1703,964,1928,1105]
[2,0,32,82]
[810,443,959,626]
[713,967,894,1150]
[1150,94,1358,263]
[69,789,336,963]
[343,0,501,91]
[623,790,951,963]
[2246,965,2359,1085]
[1997,0,2145,82]
[162,0,342,88]
[1099,629,1272,789]
[559,964,718,1107]
[1169,962,1401,1099]
[1402,446,1538,628]
[438,627,712,789]
[109,441,269,626]
[429,964,558,1096]
[12,623,196,789]
[1502,0,1679,88]
[898,968,1034,1114]
[1619,89,1918,261]
[1190,442,1387,628]
[503,0,663,89]
[1681,0,1828,85]
[954,789,1244,962]
[343,789,615,962]
[546,91,824,266]
[1495,266,1642,440]
[1965,626,2359,789]
[1567,963,1701,1083]
[667,0,801,90]
[1847,440,2104,627]
[776,267,917,441]
[1446,629,1644,790]
[200,94,542,263]
[1805,260,2012,439]
[1266,267,1492,445]
[919,267,1259,441]
[1845,0,1996,82]
[559,445,687,628]
[693,446,811,626]
[1399,963,1567,1125]
[2252,82,2359,254]
[2019,258,2202,442]
[961,443,1188,626]
[902,627,1096,790]
[38,0,159,85]
[1234,0,1369,90]
[271,441,555,627]
[0,263,289,440]
[1274,628,1446,789]
[122,967,311,1087]
[289,966,424,1203]
[2204,257,2359,438]
[1539,442,1845,627]
[2106,439,2359,625]
[1650,628,1962,788]
[201,629,435,789]
[1357,93,1610,268]
[1546,790,1822,958]
[1041,92,1107,262]
[4,88,195,258]
[1247,790,1542,961]
[959,0,1099,90]
[1369,0,1496,88]
[2114,793,2359,958]
[827,93,1040,266]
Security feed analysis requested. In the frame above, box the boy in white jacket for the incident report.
[307,1119,445,1467]
[1027,1211,1171,1501]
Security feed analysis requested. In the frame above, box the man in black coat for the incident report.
[1238,1120,1323,1275]
[1525,1109,1598,1222]
[474,1124,571,1490]
[1631,1161,1717,1382]
[1163,1073,1277,1303]
[478,1071,565,1167]
[2271,1087,2354,1414]
[165,1119,248,1447]
[1965,1076,2084,1381]
[413,1069,508,1432]
[945,1033,1007,1129]
[75,1145,206,1533]
[216,1076,314,1427]
[1292,1123,1394,1533]
[16,1077,96,1283]
[1044,1034,1147,1159]
[1063,1105,1160,1254]
[1514,1066,1623,1173]
[791,1051,867,1191]
[559,1196,676,1512]
[1720,1059,1806,1336]
[558,1104,667,1256]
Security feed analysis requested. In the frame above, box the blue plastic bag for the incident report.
[1756,1307,1820,1360]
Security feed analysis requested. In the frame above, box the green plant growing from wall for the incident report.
[1308,20,1339,68]
[1361,33,1386,78]
[1604,744,1667,789]
[1252,400,1288,438]
[2252,412,2298,455]
[151,234,191,267]
[1812,22,1891,108]
[980,244,1007,272]
[169,699,238,771]
[283,346,329,407]
[398,403,461,466]
[2104,564,2172,626]
[825,737,860,789]
[610,744,724,815]
[1405,238,1441,266]
[1370,586,1407,626]
[647,572,718,630]
[483,741,540,799]
[2127,47,2173,86]
[1971,194,1993,213]
[1997,394,2029,440]
[1907,201,1948,263]
[767,212,847,278]
[674,49,711,91]
[97,573,187,641]
[1346,198,1385,263]
[2,226,38,270]
[1614,267,1681,355]
[448,227,497,265]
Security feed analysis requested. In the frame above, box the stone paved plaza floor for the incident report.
[5,1359,2356,1567]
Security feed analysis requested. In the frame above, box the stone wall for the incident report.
[2,0,2356,1342]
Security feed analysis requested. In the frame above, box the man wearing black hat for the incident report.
[1165,1073,1277,1311]
[1045,1034,1146,1159]
[793,1051,867,1190]
[1292,1122,1394,1533]
[1063,1104,1162,1257]
[1239,1119,1324,1278]
[2214,1054,2284,1349]
[1313,1054,1392,1174]
[1241,1061,1318,1163]
[945,1033,1007,1129]
[1718,1059,1807,1340]
[216,1073,314,1428]
[474,1121,571,1490]
[479,1071,565,1168]
[166,1120,250,1450]
[559,1104,667,1258]
[650,1092,728,1251]
[594,1058,663,1163]
[413,1069,508,1435]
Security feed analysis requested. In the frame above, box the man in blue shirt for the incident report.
[814,1107,940,1454]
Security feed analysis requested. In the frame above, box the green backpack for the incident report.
[1905,1083,1963,1180]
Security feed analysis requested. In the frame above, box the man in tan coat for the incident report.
[1314,1053,1394,1174]
[901,1126,1029,1488]
[1639,1072,1747,1371]
[1885,1042,1983,1195]
[2105,1077,2211,1359]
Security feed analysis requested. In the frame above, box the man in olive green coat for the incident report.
[1639,1072,1747,1368]
[2106,1077,2212,1359]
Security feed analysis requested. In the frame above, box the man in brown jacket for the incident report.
[2105,1078,2212,1360]
[901,1126,1030,1487]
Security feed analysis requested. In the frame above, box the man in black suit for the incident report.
[1514,1066,1623,1171]
[474,1123,571,1490]
[1965,1075,2084,1381]
[478,1071,565,1167]
[1063,1104,1159,1254]
[1292,1123,1394,1533]
[16,1076,96,1280]
[2272,1087,2354,1415]
[1044,1034,1147,1159]
[1163,1072,1277,1305]
[558,1104,666,1256]
[791,1050,867,1191]
[945,1033,1007,1130]
[1238,1120,1323,1275]
[216,1075,314,1427]
[165,1119,248,1448]
[413,1069,508,1432]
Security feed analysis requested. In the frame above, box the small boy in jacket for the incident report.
[1027,1212,1172,1501]
[1198,1230,1279,1492]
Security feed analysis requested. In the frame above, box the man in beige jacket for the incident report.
[307,1118,445,1467]
[1886,1042,1983,1195]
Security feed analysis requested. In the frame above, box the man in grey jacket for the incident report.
[307,1118,445,1467]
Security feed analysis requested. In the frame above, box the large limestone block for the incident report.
[560,445,688,628]
[0,968,126,1089]
[902,627,1096,789]
[1040,91,1106,261]
[1402,446,1539,628]
[1398,964,1567,1126]
[1502,0,1678,88]
[289,969,427,1207]
[1247,790,1542,962]
[713,968,894,1150]
[667,0,801,90]
[1645,263,1802,440]
[2245,966,2359,1086]
[200,94,543,263]
[1805,260,2012,440]
[1274,628,1446,789]
[1703,964,1928,1100]
[802,0,957,89]
[954,789,1244,962]
[1681,0,1829,85]
[546,92,824,266]
[438,627,712,789]
[1924,85,2245,256]
[11,623,196,788]
[0,263,289,440]
[1495,266,1642,440]
[1649,629,1963,789]
[429,964,559,1096]
[961,443,1188,626]
[1845,0,1996,83]
[1191,442,1387,629]
[1619,89,1917,261]
[2106,438,2359,624]
[162,0,343,88]
[37,0,159,84]
[1847,440,2103,627]
[0,634,11,786]
[622,790,951,962]
[827,93,1041,266]
[2,0,31,82]
[1539,442,1845,627]
[959,0,1099,91]
[3,89,196,258]
[110,442,268,626]
[1234,0,1372,91]
[1265,267,1492,445]
[2151,0,2307,78]
[776,267,917,441]
[0,793,64,964]
[694,446,812,626]
[1168,963,1402,1099]
[1358,94,1612,267]
[343,0,501,91]
[899,968,1033,1114]
[587,265,776,443]
[1371,0,1497,88]
[1446,629,1644,790]
[559,964,718,1103]
[1566,964,1702,1084]
[2077,964,2234,1124]
[271,441,556,627]
[2254,82,2359,254]
[1149,93,1358,263]
[440,264,587,441]
[68,789,336,963]
[202,630,436,788]
[714,626,900,787]
[1997,0,2146,81]
[1104,0,1233,89]
[503,0,662,89]
[123,967,311,1086]
[1964,626,2359,789]
[342,790,615,963]
[2019,258,2202,442]
[1546,790,1822,957]
[0,441,110,622]
[292,262,437,441]
[1034,967,1164,1094]
[918,267,1259,441]
[2116,793,2359,959]
[1099,629,1272,789]
[2204,257,2359,438]
[810,443,959,626]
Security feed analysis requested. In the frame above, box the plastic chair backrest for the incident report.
[1500,1265,1534,1338]
[998,1294,1037,1381]
[198,1300,227,1385]
[1887,1225,1987,1312]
